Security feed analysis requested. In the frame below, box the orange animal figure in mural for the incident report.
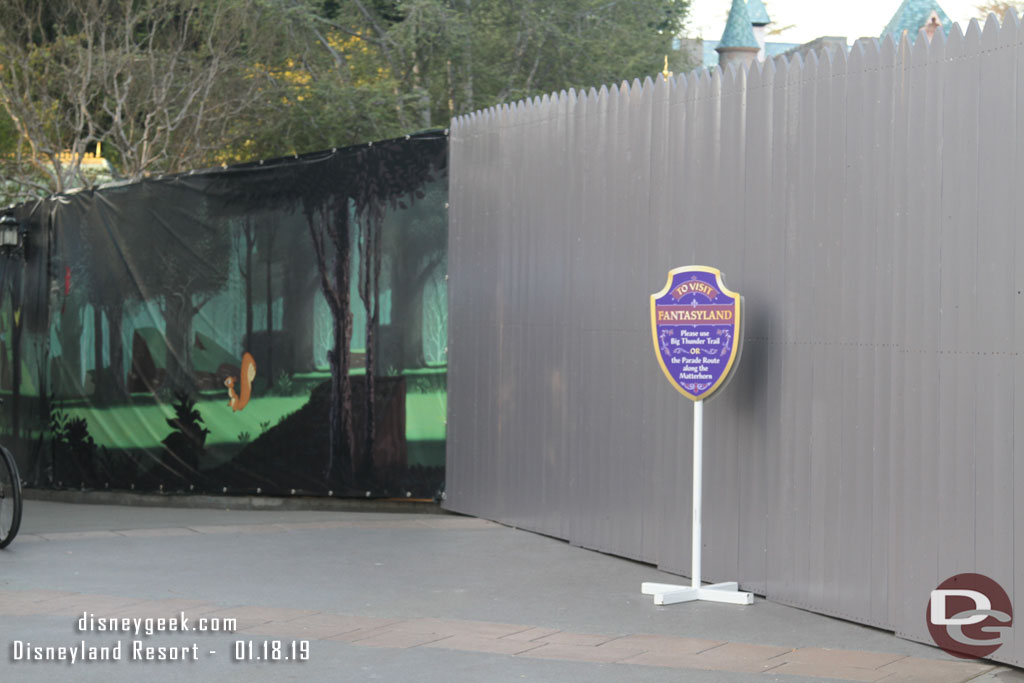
[225,352,257,412]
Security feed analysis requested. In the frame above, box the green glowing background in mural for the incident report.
[0,132,448,498]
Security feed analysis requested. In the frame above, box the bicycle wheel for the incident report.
[0,445,22,549]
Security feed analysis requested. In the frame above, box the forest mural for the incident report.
[0,131,448,498]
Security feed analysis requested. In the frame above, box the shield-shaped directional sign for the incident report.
[650,266,743,401]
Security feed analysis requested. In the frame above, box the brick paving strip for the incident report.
[0,589,994,682]
[12,516,499,543]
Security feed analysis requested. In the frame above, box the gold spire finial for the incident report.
[662,55,673,81]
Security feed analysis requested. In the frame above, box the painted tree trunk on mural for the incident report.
[162,293,196,396]
[57,303,83,394]
[309,202,355,486]
[283,259,317,373]
[391,251,443,370]
[103,304,126,401]
[92,305,103,396]
[264,226,275,388]
[242,221,255,353]
[358,208,382,485]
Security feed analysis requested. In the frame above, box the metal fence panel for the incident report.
[1012,12,1024,664]
[447,17,1024,666]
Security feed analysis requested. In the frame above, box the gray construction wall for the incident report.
[446,16,1024,664]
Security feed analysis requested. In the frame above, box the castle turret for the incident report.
[881,0,952,43]
[746,0,771,62]
[716,0,760,71]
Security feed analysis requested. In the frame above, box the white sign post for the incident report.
[643,266,753,606]
[640,399,753,605]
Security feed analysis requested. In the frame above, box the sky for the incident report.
[685,0,998,45]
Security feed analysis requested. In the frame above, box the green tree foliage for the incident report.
[0,0,291,198]
[0,0,691,195]
[278,0,692,140]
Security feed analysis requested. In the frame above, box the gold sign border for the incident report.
[650,265,742,402]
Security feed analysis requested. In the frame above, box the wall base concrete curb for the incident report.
[22,487,449,514]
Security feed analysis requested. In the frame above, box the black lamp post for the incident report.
[0,213,26,259]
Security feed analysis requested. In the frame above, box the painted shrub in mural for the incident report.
[0,131,448,498]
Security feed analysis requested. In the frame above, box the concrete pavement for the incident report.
[0,496,1020,682]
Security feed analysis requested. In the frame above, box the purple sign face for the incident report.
[650,266,742,401]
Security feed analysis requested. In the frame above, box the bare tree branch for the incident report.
[0,0,282,192]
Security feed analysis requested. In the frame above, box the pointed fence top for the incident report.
[718,0,759,49]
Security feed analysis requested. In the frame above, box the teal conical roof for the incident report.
[747,0,771,26]
[881,0,952,42]
[718,0,759,49]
